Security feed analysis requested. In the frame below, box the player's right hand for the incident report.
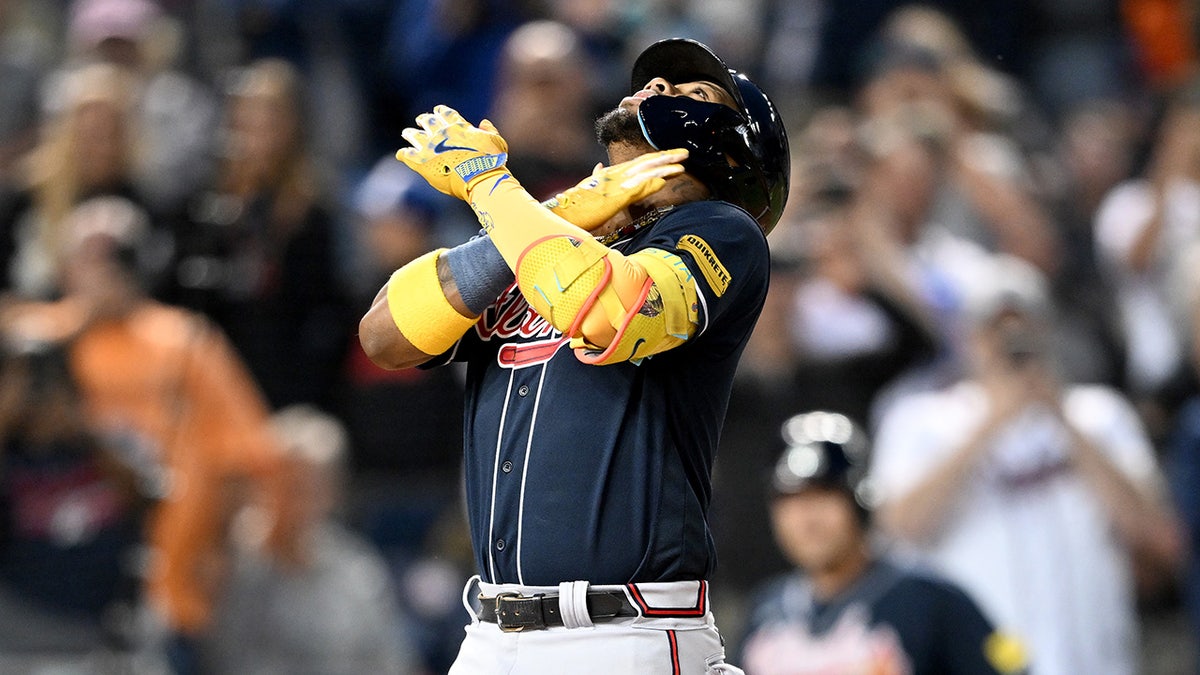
[542,149,688,232]
[396,105,509,202]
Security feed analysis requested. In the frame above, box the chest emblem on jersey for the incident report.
[478,284,569,368]
[677,234,730,297]
[477,284,558,341]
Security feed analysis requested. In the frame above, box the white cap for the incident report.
[962,253,1052,325]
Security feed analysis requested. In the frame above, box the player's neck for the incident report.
[808,544,872,602]
[606,141,711,212]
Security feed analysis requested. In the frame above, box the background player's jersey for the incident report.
[439,200,768,586]
[737,561,1024,675]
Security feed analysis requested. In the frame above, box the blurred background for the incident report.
[0,0,1198,673]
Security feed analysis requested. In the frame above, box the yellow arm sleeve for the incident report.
[386,249,478,355]
[468,173,699,364]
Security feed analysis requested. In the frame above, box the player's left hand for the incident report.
[543,149,689,232]
[396,105,509,202]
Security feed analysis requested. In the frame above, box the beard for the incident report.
[595,107,649,147]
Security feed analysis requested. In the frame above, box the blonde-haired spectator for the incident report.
[1,62,153,299]
[54,0,219,213]
[170,57,350,411]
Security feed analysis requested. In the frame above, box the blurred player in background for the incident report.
[738,410,1024,675]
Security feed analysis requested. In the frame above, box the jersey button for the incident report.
[517,385,530,397]
[501,460,513,473]
[496,539,506,551]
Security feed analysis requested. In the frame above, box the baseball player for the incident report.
[737,411,1027,675]
[359,38,788,674]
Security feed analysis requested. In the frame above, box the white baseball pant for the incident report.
[448,577,744,674]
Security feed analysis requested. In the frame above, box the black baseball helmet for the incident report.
[771,411,875,521]
[631,38,790,233]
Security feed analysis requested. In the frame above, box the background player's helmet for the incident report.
[631,38,790,234]
[770,411,875,523]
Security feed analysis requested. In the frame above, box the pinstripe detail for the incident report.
[692,281,710,336]
[514,361,551,585]
[485,370,517,583]
[667,630,680,675]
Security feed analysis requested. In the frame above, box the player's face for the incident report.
[620,78,737,114]
[770,487,864,574]
[595,77,737,148]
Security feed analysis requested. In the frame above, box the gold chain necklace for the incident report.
[597,206,675,246]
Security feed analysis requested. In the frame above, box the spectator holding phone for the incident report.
[867,254,1184,675]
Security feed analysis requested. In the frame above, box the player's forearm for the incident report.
[358,252,476,370]
[358,289,433,370]
[470,173,593,270]
[470,175,697,363]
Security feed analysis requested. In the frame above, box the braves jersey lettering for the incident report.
[744,608,912,675]
[437,201,768,586]
[476,287,558,342]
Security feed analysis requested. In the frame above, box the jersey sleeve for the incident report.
[926,578,1028,675]
[629,201,769,344]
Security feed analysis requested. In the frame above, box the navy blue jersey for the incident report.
[438,200,768,585]
[737,561,1022,675]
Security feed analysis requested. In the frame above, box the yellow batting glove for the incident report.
[542,149,689,232]
[396,105,509,202]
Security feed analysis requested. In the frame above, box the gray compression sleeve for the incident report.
[442,233,515,316]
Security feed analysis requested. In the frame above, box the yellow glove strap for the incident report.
[386,249,478,356]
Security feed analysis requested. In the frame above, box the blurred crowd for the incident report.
[0,0,1198,673]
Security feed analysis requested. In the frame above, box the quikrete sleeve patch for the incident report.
[677,234,731,297]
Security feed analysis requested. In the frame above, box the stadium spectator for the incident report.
[169,57,351,411]
[0,334,150,654]
[56,0,220,215]
[0,62,166,300]
[868,253,1184,675]
[1094,79,1200,438]
[488,20,607,202]
[2,195,285,674]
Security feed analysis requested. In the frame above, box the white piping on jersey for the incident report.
[486,369,518,583]
[515,360,551,585]
[693,280,711,336]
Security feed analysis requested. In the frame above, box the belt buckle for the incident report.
[494,592,540,633]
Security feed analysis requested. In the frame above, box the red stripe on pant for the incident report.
[667,630,680,675]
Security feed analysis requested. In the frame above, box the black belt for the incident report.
[477,591,639,632]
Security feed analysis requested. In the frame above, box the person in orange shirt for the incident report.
[2,195,283,674]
